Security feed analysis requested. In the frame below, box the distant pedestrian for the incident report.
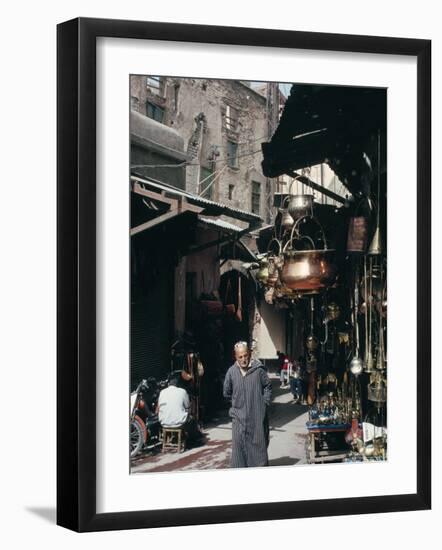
[289,357,306,403]
[223,341,272,468]
[280,357,291,388]
[276,350,288,386]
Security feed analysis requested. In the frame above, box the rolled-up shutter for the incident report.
[130,269,172,391]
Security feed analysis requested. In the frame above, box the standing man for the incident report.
[223,341,272,468]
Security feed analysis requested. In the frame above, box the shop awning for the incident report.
[261,84,386,198]
[130,174,261,261]
[131,174,262,227]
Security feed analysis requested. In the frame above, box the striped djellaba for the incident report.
[223,359,272,468]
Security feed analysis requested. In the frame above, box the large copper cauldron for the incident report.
[281,248,337,292]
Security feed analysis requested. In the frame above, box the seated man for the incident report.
[157,374,201,443]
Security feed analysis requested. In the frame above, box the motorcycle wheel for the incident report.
[130,418,144,457]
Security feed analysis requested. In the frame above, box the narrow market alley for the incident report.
[131,372,309,473]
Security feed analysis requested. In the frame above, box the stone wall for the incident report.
[130,75,269,219]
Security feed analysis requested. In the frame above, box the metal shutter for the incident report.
[130,271,172,391]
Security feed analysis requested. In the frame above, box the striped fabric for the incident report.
[223,359,272,468]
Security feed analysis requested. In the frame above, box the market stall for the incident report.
[256,84,387,464]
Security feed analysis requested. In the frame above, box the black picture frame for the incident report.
[57,17,431,532]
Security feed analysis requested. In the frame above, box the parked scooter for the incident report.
[130,377,167,458]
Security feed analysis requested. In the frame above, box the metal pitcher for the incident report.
[279,196,295,232]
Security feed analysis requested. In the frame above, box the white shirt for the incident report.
[157,385,190,427]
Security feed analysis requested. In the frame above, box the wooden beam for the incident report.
[182,198,203,214]
[130,209,182,236]
[187,226,251,255]
[287,170,348,205]
[132,182,177,206]
[132,182,203,213]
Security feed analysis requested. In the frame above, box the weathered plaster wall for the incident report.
[131,75,268,219]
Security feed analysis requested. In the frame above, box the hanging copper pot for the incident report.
[285,177,314,220]
[287,194,314,220]
[280,216,337,293]
[281,249,337,292]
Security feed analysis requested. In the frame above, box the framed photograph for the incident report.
[57,17,431,532]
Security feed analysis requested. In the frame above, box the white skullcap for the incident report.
[234,341,249,352]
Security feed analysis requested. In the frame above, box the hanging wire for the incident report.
[199,164,228,196]
[131,148,262,170]
[208,134,268,150]
[131,160,188,169]
[198,164,225,188]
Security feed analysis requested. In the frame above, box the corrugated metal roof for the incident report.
[198,217,243,233]
[250,223,274,235]
[131,174,262,224]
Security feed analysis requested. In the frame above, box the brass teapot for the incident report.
[256,258,269,284]
[266,260,279,287]
[265,239,283,287]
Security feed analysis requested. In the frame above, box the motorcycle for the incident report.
[130,377,167,458]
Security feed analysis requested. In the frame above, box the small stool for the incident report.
[162,427,186,453]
